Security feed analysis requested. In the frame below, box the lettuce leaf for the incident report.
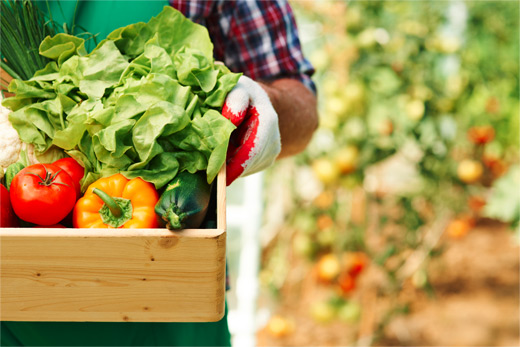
[3,6,240,189]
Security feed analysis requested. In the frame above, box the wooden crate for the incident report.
[0,167,227,323]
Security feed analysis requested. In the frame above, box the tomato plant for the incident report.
[10,164,77,226]
[259,1,519,344]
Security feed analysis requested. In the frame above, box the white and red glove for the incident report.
[222,76,281,186]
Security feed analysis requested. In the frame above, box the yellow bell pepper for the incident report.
[73,174,159,228]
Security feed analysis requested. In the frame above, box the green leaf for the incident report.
[94,119,136,160]
[78,40,129,98]
[8,102,60,153]
[34,145,66,163]
[7,79,55,101]
[132,101,190,164]
[39,33,86,65]
[186,110,235,183]
[205,72,242,108]
[145,38,175,76]
[146,6,214,60]
[58,55,83,86]
[31,61,60,81]
[52,99,102,150]
[122,152,180,189]
[174,47,218,92]
[133,73,192,109]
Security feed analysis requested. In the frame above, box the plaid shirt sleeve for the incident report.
[170,0,316,94]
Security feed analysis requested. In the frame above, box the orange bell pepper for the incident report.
[73,174,160,228]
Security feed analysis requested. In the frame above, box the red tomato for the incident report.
[53,157,85,198]
[467,125,495,145]
[337,272,356,296]
[1,184,19,227]
[10,164,77,226]
[446,218,473,239]
[344,252,368,278]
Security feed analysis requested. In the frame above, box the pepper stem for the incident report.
[93,188,122,217]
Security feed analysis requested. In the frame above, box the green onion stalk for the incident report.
[0,0,56,83]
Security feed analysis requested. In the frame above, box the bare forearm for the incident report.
[260,78,319,158]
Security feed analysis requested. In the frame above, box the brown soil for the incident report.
[257,220,519,346]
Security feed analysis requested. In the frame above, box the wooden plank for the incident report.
[0,166,227,322]
[0,228,226,322]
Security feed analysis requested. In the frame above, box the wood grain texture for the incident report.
[0,166,227,322]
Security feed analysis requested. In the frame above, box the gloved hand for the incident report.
[222,76,281,186]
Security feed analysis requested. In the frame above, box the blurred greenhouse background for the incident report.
[227,1,519,346]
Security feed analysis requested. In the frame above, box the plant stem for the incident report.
[93,188,122,217]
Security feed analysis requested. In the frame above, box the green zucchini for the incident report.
[5,162,24,190]
[155,171,213,230]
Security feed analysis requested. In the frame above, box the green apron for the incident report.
[36,0,171,51]
[1,1,230,346]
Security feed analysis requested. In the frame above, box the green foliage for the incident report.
[4,7,239,189]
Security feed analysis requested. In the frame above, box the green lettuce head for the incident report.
[4,6,240,190]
